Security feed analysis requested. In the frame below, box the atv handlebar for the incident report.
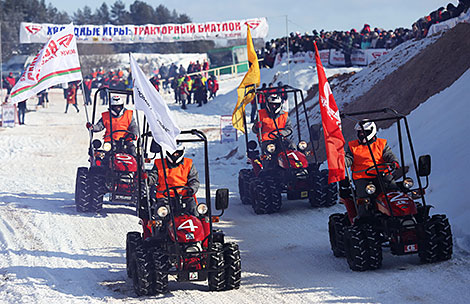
[267,127,293,140]
[364,162,395,177]
[160,185,193,199]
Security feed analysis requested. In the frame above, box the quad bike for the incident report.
[328,108,452,271]
[238,85,338,214]
[126,129,241,296]
[75,88,142,213]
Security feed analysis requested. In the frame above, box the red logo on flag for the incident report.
[58,34,73,48]
[245,20,261,30]
[25,25,42,35]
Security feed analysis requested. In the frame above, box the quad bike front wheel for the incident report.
[152,247,170,293]
[251,176,282,214]
[75,167,89,212]
[126,232,141,278]
[309,169,338,207]
[208,242,226,291]
[419,214,453,263]
[132,240,156,296]
[224,242,241,290]
[344,224,383,271]
[328,213,349,257]
[238,169,254,205]
[87,173,104,213]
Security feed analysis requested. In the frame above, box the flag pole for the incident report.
[130,52,154,227]
[0,21,3,103]
[76,56,93,145]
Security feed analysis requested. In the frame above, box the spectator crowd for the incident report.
[260,0,470,68]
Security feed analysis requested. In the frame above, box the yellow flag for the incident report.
[231,26,260,133]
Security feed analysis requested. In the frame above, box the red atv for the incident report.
[238,85,338,214]
[328,109,452,271]
[75,88,141,213]
[127,130,241,296]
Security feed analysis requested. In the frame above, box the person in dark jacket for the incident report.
[17,100,27,125]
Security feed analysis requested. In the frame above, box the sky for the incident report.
[48,0,459,40]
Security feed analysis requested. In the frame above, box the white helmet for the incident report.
[110,96,124,116]
[166,145,185,166]
[355,120,377,144]
[110,96,124,106]
[266,94,283,114]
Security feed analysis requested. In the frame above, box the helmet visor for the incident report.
[357,130,372,142]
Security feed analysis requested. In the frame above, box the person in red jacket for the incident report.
[83,77,93,105]
[4,72,16,102]
[65,82,80,113]
[340,120,399,223]
[86,96,138,156]
[207,75,219,100]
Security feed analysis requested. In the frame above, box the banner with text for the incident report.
[274,49,389,67]
[20,18,269,44]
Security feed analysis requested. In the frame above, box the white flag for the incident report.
[130,54,180,153]
[10,24,82,104]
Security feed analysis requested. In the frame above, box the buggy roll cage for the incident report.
[140,127,218,252]
[88,87,147,213]
[341,108,429,218]
[89,88,136,156]
[243,84,320,164]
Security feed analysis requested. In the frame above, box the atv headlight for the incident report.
[297,141,308,151]
[197,203,208,215]
[103,142,112,152]
[403,178,414,189]
[156,206,169,218]
[365,184,376,195]
[267,144,276,153]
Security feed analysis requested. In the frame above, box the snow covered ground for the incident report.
[0,53,469,303]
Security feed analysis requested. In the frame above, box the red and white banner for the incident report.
[10,24,82,104]
[274,49,389,67]
[20,18,269,44]
[314,42,345,184]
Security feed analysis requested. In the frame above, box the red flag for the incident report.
[313,41,345,183]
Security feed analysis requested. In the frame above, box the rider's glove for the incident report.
[86,122,93,130]
[392,161,399,169]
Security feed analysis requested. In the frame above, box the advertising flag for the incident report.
[10,24,82,104]
[314,41,346,183]
[130,54,180,153]
[231,25,260,133]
